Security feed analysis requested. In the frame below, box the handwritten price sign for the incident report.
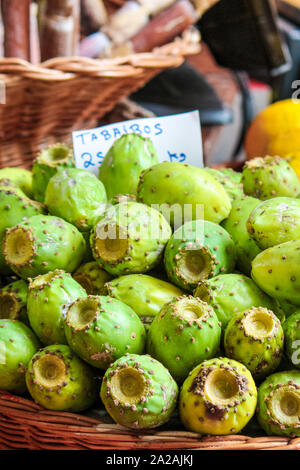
[72,111,203,175]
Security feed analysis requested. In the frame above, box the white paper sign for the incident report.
[72,110,203,176]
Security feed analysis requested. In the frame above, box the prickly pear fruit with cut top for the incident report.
[64,295,146,369]
[100,353,178,429]
[147,296,221,383]
[32,143,75,202]
[90,201,171,276]
[27,270,87,346]
[99,133,159,200]
[283,311,300,369]
[45,168,107,232]
[137,161,231,227]
[257,370,300,436]
[0,167,33,198]
[3,215,86,279]
[164,219,236,292]
[73,261,112,295]
[224,307,284,380]
[204,168,244,201]
[26,344,98,412]
[0,280,29,324]
[242,156,300,200]
[0,319,40,394]
[179,357,257,435]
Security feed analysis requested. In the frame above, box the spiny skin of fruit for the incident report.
[0,319,40,394]
[27,270,87,346]
[283,311,300,369]
[0,280,29,324]
[137,161,232,227]
[0,186,45,275]
[164,219,236,292]
[99,133,159,200]
[90,202,172,276]
[25,344,98,412]
[100,353,178,429]
[64,295,146,369]
[247,197,300,250]
[32,143,75,203]
[194,273,284,331]
[242,156,300,200]
[224,307,284,380]
[0,168,33,198]
[109,194,137,205]
[73,261,112,295]
[179,357,257,435]
[105,274,183,326]
[204,168,244,202]
[3,215,86,279]
[147,296,221,383]
[219,168,242,185]
[251,239,300,306]
[45,168,107,232]
[222,195,261,276]
[257,370,300,437]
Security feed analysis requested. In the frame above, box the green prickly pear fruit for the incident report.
[0,186,45,275]
[164,219,236,292]
[204,168,244,201]
[137,161,231,227]
[219,168,242,185]
[222,195,261,275]
[224,307,284,380]
[3,215,86,279]
[247,197,300,250]
[242,156,300,200]
[100,353,178,429]
[257,370,300,436]
[283,311,300,369]
[0,319,40,394]
[32,143,75,202]
[0,280,29,324]
[25,344,98,412]
[99,133,159,200]
[73,261,112,295]
[109,194,137,205]
[277,299,298,318]
[81,231,94,263]
[147,296,221,383]
[179,357,257,435]
[45,168,107,232]
[90,202,171,276]
[251,240,300,306]
[194,273,284,331]
[105,274,183,326]
[27,270,87,346]
[64,295,146,369]
[0,167,33,198]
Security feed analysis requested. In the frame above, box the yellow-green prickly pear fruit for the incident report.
[247,197,300,250]
[109,194,137,205]
[179,357,257,435]
[105,274,183,326]
[0,167,33,198]
[45,168,107,232]
[0,319,40,394]
[90,201,171,276]
[3,215,86,279]
[147,296,221,383]
[26,344,98,412]
[0,280,29,324]
[204,168,244,202]
[137,161,231,227]
[64,295,146,369]
[27,270,87,346]
[73,261,112,295]
[32,143,75,202]
[100,353,178,429]
[194,273,284,331]
[220,168,242,185]
[164,219,236,292]
[257,370,300,436]
[251,240,300,306]
[99,133,159,199]
[224,307,284,380]
[283,311,300,369]
[242,156,300,200]
[222,195,261,275]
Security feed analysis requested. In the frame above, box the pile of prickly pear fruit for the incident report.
[0,136,300,439]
